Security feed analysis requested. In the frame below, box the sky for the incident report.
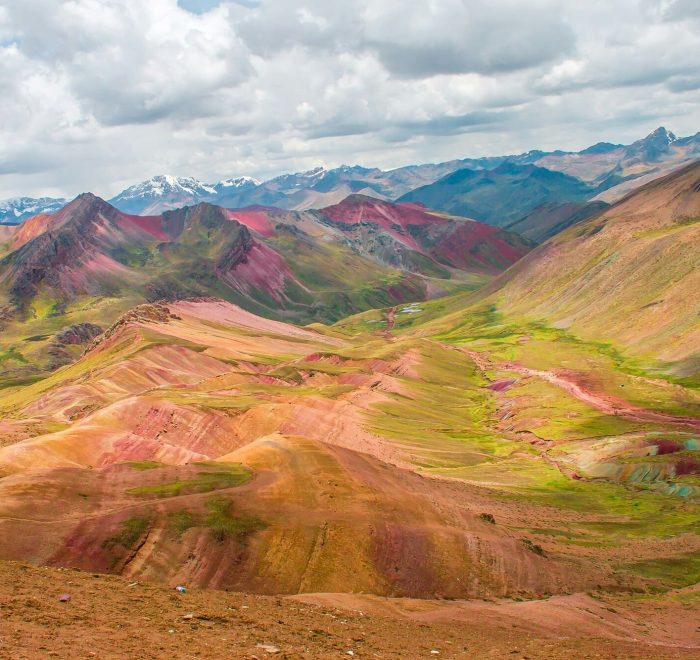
[1,0,699,199]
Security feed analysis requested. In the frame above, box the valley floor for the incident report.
[0,560,697,659]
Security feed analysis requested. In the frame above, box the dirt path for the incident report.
[458,346,700,431]
[383,305,397,339]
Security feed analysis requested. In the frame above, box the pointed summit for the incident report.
[58,193,121,227]
[624,126,678,162]
[645,126,677,143]
[73,191,110,206]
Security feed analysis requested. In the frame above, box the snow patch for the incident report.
[216,176,260,189]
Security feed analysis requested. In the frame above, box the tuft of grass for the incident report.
[204,497,264,542]
[128,481,190,497]
[128,464,252,497]
[619,553,700,590]
[166,510,197,538]
[103,515,150,550]
[123,460,165,471]
[0,346,28,365]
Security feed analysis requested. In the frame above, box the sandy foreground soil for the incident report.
[0,561,697,659]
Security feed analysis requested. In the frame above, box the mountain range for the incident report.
[0,193,530,377]
[4,127,699,236]
[106,164,463,215]
[0,160,698,594]
[398,161,597,227]
[109,175,260,215]
[0,196,67,224]
[0,133,698,656]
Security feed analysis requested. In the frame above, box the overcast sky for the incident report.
[1,0,699,199]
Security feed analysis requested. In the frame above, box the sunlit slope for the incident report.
[479,161,700,377]
[0,299,597,598]
[0,298,698,598]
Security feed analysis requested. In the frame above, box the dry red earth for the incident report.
[0,561,697,659]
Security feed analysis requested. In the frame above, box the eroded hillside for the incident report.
[0,298,697,603]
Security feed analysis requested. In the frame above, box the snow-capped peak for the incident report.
[336,164,373,174]
[216,176,260,189]
[0,196,66,224]
[268,166,328,188]
[108,175,223,214]
[293,167,327,187]
[112,175,219,202]
[644,127,677,145]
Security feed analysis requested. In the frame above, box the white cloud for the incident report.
[0,0,699,199]
[361,0,575,77]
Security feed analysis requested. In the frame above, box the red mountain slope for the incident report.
[317,194,534,275]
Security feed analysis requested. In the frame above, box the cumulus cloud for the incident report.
[4,0,251,126]
[361,1,575,77]
[0,0,699,198]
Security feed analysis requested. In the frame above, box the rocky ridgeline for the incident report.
[55,323,103,345]
[82,303,177,356]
